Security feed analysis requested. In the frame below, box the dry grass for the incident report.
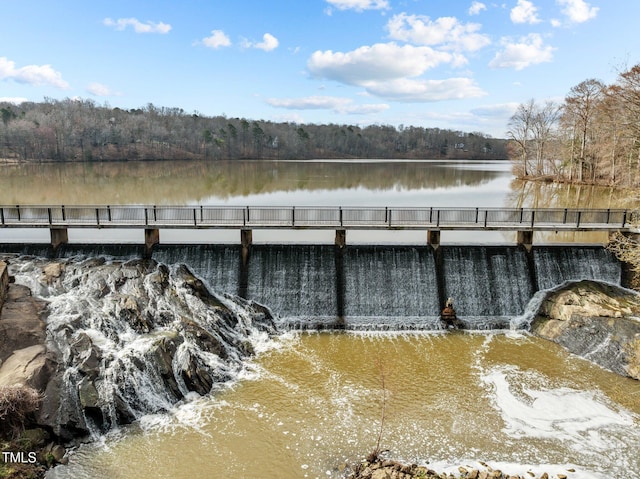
[0,386,41,439]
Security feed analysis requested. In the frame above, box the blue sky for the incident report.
[1,0,637,138]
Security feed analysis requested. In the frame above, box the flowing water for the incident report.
[47,332,640,479]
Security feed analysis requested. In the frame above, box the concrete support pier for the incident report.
[335,229,346,248]
[144,228,160,258]
[50,228,68,252]
[427,230,440,250]
[517,230,534,252]
[241,229,253,267]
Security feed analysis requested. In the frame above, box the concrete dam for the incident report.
[3,242,620,330]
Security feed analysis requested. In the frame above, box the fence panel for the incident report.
[247,207,293,226]
[341,207,387,226]
[293,207,341,227]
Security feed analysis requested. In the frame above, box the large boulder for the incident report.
[0,345,55,391]
[0,283,48,363]
[531,280,640,380]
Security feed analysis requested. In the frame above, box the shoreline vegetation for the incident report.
[506,64,640,190]
[0,99,506,164]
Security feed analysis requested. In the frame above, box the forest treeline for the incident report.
[507,63,640,188]
[0,99,506,162]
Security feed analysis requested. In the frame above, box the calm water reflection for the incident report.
[0,159,631,244]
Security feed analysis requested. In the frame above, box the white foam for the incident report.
[482,365,639,465]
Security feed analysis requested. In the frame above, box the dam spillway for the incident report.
[0,242,618,330]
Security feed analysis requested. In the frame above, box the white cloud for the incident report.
[0,57,69,89]
[470,103,521,119]
[386,13,491,52]
[308,43,455,85]
[252,33,280,52]
[557,0,598,23]
[307,42,486,103]
[469,1,487,15]
[489,34,554,70]
[202,30,232,49]
[87,82,119,97]
[325,0,390,12]
[363,77,487,102]
[0,97,28,104]
[103,17,171,34]
[267,95,389,114]
[510,0,541,24]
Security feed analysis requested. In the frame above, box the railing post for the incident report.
[385,207,388,224]
[339,207,343,227]
[563,208,567,224]
[247,206,250,224]
[531,210,535,228]
[436,209,440,227]
[292,206,295,226]
[606,208,610,224]
[144,208,149,226]
[48,208,52,225]
[388,208,392,227]
[429,207,433,223]
[107,205,111,222]
[475,207,479,224]
[519,208,523,224]
[153,205,157,222]
[576,211,582,228]
[61,205,65,222]
[0,207,4,226]
[622,210,627,227]
[96,208,100,227]
[200,205,203,222]
[484,210,488,228]
[193,208,197,226]
[16,205,20,222]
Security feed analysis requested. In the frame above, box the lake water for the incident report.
[0,159,632,244]
[2,159,639,478]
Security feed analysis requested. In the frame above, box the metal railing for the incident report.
[0,205,635,231]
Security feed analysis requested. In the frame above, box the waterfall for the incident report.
[7,256,276,440]
[2,243,624,333]
[533,246,621,290]
[246,245,338,328]
[153,244,240,296]
[342,246,440,329]
[441,246,535,328]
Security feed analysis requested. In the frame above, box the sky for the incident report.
[1,0,638,138]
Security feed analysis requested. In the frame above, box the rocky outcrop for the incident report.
[0,259,53,394]
[531,280,640,380]
[348,457,567,479]
[4,256,277,441]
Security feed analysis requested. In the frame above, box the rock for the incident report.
[468,470,480,479]
[0,344,54,391]
[44,442,67,464]
[21,428,50,448]
[41,262,64,284]
[532,280,640,380]
[0,283,47,362]
[371,469,391,479]
[78,377,100,409]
